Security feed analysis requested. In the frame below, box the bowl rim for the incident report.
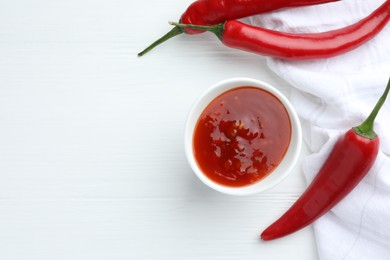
[184,77,302,196]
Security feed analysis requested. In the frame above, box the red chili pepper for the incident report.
[180,0,340,35]
[261,77,390,241]
[138,0,339,56]
[171,0,390,60]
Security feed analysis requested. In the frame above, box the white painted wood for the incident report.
[0,0,319,259]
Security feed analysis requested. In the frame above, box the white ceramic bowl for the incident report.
[184,78,302,196]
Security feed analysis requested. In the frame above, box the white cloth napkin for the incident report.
[250,0,390,259]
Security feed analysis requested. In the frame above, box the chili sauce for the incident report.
[193,86,291,187]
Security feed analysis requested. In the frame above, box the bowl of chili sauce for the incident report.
[185,78,302,195]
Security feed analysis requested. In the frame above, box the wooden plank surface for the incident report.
[0,0,319,259]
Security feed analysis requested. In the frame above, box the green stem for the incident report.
[169,21,225,40]
[354,77,390,139]
[138,26,183,57]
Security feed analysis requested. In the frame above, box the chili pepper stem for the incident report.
[353,77,390,139]
[138,26,183,57]
[169,21,225,40]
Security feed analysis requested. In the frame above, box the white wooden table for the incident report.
[0,0,318,259]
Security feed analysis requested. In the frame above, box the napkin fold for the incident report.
[250,0,390,259]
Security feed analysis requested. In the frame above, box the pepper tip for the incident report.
[260,231,271,241]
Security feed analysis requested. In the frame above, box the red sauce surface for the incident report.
[193,86,291,187]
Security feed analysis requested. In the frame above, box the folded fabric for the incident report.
[250,0,390,259]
